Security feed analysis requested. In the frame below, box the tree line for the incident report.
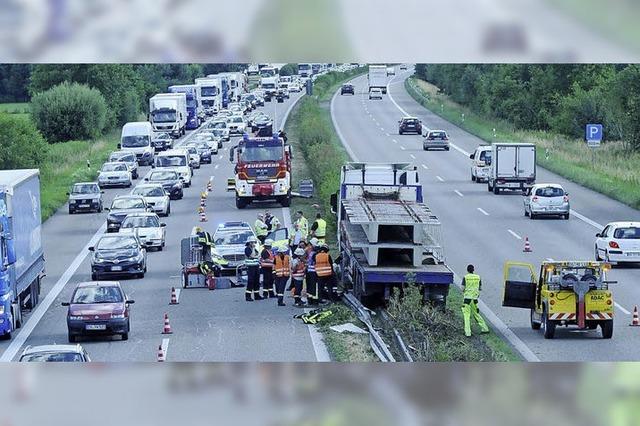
[414,64,640,150]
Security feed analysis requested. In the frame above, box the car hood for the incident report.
[69,193,101,200]
[150,179,180,188]
[100,171,128,178]
[141,195,168,203]
[69,303,124,316]
[95,248,140,260]
[108,208,147,221]
[215,245,245,256]
[120,227,163,239]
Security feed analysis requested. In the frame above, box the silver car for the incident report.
[19,344,91,362]
[109,151,139,179]
[523,184,570,220]
[131,184,171,216]
[98,162,132,188]
[119,212,167,251]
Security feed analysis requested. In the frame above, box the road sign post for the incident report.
[585,124,603,168]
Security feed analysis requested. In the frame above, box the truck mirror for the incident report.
[66,192,70,196]
[88,246,95,252]
[117,143,121,149]
[6,239,16,265]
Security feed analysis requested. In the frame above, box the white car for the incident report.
[217,109,233,119]
[470,145,492,182]
[119,212,167,251]
[98,162,132,188]
[523,184,570,220]
[194,134,220,154]
[369,88,383,100]
[227,115,247,134]
[289,82,301,92]
[185,146,201,169]
[595,222,640,265]
[19,344,91,362]
[228,103,244,116]
[131,184,171,216]
[207,120,230,141]
[108,151,139,180]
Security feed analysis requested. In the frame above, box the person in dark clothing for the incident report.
[244,236,262,301]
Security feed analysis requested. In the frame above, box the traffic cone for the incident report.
[198,206,207,222]
[630,306,640,326]
[523,237,532,253]
[201,191,208,200]
[200,197,206,208]
[157,344,165,362]
[207,180,213,192]
[169,287,179,305]
[162,313,173,334]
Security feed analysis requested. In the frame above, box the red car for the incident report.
[62,281,134,343]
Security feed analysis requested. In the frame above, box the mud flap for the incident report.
[502,261,537,309]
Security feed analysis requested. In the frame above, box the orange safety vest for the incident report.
[274,255,291,277]
[315,252,333,277]
[292,259,306,279]
[260,249,274,268]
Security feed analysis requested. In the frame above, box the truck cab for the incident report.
[502,261,614,339]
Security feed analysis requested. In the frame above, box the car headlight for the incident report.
[111,313,125,319]
[70,200,76,204]
[94,256,106,264]
[69,315,84,321]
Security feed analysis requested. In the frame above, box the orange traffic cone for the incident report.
[630,306,640,326]
[198,206,207,222]
[157,344,165,362]
[169,287,179,305]
[207,181,212,192]
[162,313,173,334]
[523,237,532,253]
[200,197,206,208]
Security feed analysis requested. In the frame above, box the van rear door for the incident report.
[516,145,536,179]
[496,145,517,178]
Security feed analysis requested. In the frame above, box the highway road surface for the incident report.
[0,92,330,362]
[331,67,640,361]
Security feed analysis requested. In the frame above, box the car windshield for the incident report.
[20,352,84,362]
[72,286,123,304]
[535,187,564,197]
[121,215,160,228]
[111,198,145,210]
[404,119,418,124]
[72,184,99,194]
[241,146,283,162]
[153,133,170,141]
[231,117,243,123]
[613,227,640,239]
[428,132,447,139]
[110,153,136,163]
[187,147,197,155]
[262,83,276,89]
[122,135,149,148]
[479,150,491,162]
[102,163,128,172]
[211,122,226,129]
[200,87,218,97]
[133,186,165,197]
[149,171,177,181]
[96,236,139,250]
[156,155,187,167]
[215,230,253,245]
[152,111,176,123]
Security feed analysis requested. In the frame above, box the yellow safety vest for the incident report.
[254,219,268,237]
[463,273,481,300]
[314,218,326,238]
[296,216,309,237]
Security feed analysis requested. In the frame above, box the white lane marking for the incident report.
[436,175,444,182]
[386,133,390,137]
[334,76,539,362]
[508,229,522,240]
[380,127,385,131]
[214,164,219,170]
[454,190,464,197]
[477,207,489,216]
[615,302,631,315]
[162,338,170,360]
[386,75,411,116]
[400,146,406,150]
[410,154,416,159]
[0,223,107,361]
[174,288,181,303]
[392,139,398,143]
[449,143,470,156]
[421,164,429,170]
[570,209,603,230]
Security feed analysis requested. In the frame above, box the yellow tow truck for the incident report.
[502,261,615,339]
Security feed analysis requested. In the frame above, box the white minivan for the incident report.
[154,148,192,187]
[120,122,155,166]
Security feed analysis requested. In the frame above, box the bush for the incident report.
[0,113,48,169]
[31,82,107,143]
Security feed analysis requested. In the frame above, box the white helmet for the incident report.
[294,248,305,256]
[310,238,319,247]
[247,236,257,243]
[264,239,274,247]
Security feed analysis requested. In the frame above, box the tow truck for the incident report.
[228,134,292,209]
[502,261,615,339]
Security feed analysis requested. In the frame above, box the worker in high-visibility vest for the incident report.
[461,264,489,337]
[260,239,275,298]
[254,213,268,244]
[305,238,319,305]
[314,244,334,304]
[295,210,309,240]
[273,247,290,306]
[264,210,281,232]
[244,236,262,301]
[310,213,326,244]
[291,247,307,307]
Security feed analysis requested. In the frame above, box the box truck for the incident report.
[488,143,536,194]
[368,65,388,94]
[195,77,222,115]
[168,84,200,130]
[149,93,187,138]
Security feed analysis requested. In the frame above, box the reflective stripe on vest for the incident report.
[463,273,481,300]
[275,255,290,277]
[245,247,259,266]
[315,253,332,277]
[292,260,305,279]
[314,219,326,238]
[259,249,274,268]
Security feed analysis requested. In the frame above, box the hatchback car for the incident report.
[89,234,148,280]
[369,88,383,100]
[105,195,149,232]
[152,132,173,151]
[595,222,640,265]
[145,170,183,200]
[108,151,139,179]
[19,344,91,362]
[423,130,450,151]
[68,182,103,214]
[98,162,132,188]
[341,84,355,95]
[131,183,171,216]
[186,141,212,164]
[194,133,220,153]
[523,184,570,220]
[119,212,166,250]
[62,281,134,342]
[398,117,422,135]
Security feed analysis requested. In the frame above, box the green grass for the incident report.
[40,132,119,221]
[406,77,640,209]
[0,102,31,119]
[315,304,377,362]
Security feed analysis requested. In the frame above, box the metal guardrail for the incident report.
[380,311,414,362]
[342,293,396,362]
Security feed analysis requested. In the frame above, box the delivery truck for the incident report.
[168,84,200,130]
[149,93,187,138]
[368,65,389,94]
[487,142,536,194]
[0,169,45,340]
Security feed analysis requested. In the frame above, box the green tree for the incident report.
[31,82,107,143]
[0,113,48,169]
[279,64,299,76]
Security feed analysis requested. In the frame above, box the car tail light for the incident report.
[563,195,569,202]
[532,196,539,202]
[609,241,620,249]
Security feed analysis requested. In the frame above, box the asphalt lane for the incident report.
[1,92,326,361]
[332,68,640,361]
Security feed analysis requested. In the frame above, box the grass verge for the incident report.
[405,77,640,209]
[40,132,119,221]
[0,102,30,119]
[315,304,377,362]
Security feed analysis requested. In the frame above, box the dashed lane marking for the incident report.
[454,190,464,197]
[508,229,522,240]
[477,207,489,216]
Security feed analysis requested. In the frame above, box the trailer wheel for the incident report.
[601,320,613,339]
[279,194,291,207]
[493,185,500,195]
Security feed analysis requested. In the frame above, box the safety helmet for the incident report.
[321,243,329,250]
[264,239,274,247]
[247,236,257,243]
[310,238,319,247]
[294,248,305,256]
[194,226,203,233]
[257,213,264,218]
[278,246,289,254]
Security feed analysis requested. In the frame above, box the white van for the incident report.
[120,122,154,166]
[154,148,192,187]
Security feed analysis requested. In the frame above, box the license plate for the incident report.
[627,252,640,257]
[86,324,106,330]
[78,204,90,208]
[111,266,123,271]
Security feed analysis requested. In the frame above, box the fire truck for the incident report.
[228,134,292,209]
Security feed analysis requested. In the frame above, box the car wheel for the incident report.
[166,205,171,216]
[91,273,97,281]
[423,146,428,151]
[471,174,476,182]
[524,208,529,217]
[98,204,103,213]
[399,130,403,135]
[121,332,129,341]
[157,245,163,252]
[530,308,541,330]
[595,246,602,261]
[487,182,493,192]
[69,207,74,214]
[530,212,536,220]
[564,213,570,220]
[493,185,500,195]
[445,147,450,151]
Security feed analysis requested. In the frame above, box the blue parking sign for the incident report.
[586,124,603,144]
